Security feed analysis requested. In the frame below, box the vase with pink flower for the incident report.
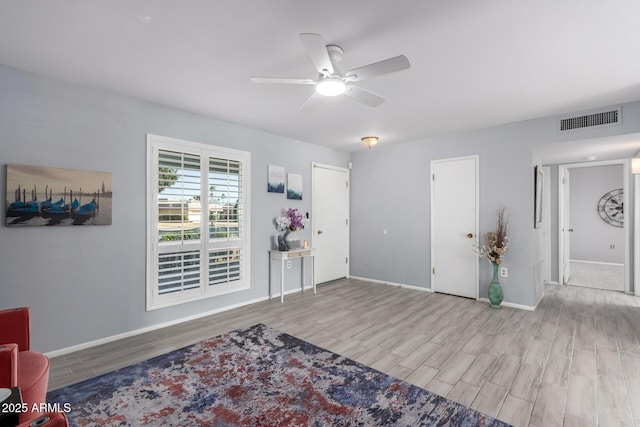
[275,208,308,251]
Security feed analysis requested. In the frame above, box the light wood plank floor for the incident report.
[49,279,640,426]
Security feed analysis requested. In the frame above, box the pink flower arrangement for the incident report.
[275,208,308,232]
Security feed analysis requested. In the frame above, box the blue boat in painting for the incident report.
[8,185,43,218]
[71,199,97,224]
[40,197,64,211]
[7,199,39,218]
[41,199,79,220]
[7,179,105,226]
[8,200,32,210]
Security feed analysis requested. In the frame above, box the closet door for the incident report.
[312,163,349,284]
[431,156,478,299]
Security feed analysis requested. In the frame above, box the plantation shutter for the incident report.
[208,158,244,289]
[157,150,202,242]
[147,135,250,310]
[158,250,201,295]
[208,158,242,239]
[156,150,203,299]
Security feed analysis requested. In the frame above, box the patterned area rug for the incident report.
[48,324,510,426]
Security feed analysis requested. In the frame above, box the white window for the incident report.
[146,134,250,310]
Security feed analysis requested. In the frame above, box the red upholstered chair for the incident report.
[0,307,51,424]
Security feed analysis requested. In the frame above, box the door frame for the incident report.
[559,166,572,283]
[430,155,479,299]
[311,162,350,281]
[557,159,630,293]
[542,166,552,283]
[635,173,640,297]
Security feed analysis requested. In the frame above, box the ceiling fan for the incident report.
[251,33,411,110]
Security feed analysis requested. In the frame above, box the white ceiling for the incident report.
[1,1,640,153]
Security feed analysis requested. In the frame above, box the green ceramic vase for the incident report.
[489,262,503,309]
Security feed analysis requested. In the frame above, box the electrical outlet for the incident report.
[286,260,292,269]
[500,267,508,277]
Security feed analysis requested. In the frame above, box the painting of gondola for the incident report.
[5,164,112,226]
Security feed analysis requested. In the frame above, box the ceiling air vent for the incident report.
[559,107,621,132]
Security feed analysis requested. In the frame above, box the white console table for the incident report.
[269,248,316,303]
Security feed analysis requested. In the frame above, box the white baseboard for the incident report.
[45,288,310,358]
[47,283,326,357]
[351,276,539,311]
[349,275,432,292]
[46,278,535,357]
[570,259,624,267]
[478,297,537,311]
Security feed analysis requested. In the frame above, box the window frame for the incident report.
[146,134,251,311]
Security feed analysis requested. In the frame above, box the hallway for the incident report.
[567,261,624,292]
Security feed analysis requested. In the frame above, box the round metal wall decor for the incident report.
[597,188,623,227]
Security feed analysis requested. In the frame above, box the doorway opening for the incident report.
[566,261,624,291]
[557,160,629,293]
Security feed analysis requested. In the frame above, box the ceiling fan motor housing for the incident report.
[326,45,344,65]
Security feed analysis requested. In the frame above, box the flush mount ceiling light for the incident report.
[361,136,379,149]
[315,77,346,97]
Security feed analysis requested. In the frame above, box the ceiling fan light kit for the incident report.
[315,77,346,96]
[251,33,410,109]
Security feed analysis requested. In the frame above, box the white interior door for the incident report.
[561,168,571,283]
[431,156,478,299]
[542,166,552,283]
[312,163,349,284]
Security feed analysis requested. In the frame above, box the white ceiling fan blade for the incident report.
[299,33,334,75]
[345,55,410,82]
[300,92,324,111]
[251,77,315,85]
[343,85,385,107]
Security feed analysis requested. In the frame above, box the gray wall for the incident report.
[0,65,349,353]
[3,62,640,352]
[350,103,640,308]
[569,165,624,263]
[351,126,536,306]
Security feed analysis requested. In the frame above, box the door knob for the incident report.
[467,233,474,238]
[568,228,574,232]
[317,230,323,235]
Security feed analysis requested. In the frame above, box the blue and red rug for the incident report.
[48,324,510,426]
